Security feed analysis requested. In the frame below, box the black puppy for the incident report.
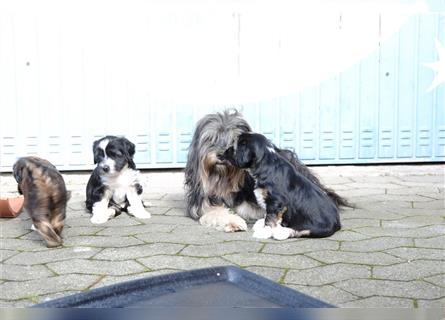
[85,135,150,224]
[221,133,341,239]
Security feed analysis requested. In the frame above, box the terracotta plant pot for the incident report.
[0,196,24,218]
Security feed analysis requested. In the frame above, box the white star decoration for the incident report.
[424,40,445,92]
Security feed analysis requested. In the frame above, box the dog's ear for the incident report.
[12,159,24,183]
[121,138,136,169]
[92,139,101,164]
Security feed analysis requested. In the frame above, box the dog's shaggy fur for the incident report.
[184,110,350,232]
[13,156,69,247]
[222,133,341,239]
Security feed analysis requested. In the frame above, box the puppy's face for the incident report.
[93,137,136,175]
[221,133,268,169]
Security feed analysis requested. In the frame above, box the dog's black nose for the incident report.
[102,165,110,173]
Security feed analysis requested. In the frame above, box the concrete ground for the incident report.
[0,165,444,308]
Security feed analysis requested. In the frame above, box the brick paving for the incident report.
[0,165,444,307]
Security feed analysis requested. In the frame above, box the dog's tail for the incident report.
[325,188,354,209]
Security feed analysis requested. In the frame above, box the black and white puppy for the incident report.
[85,136,151,224]
[221,133,341,240]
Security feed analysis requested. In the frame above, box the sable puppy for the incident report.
[221,133,341,239]
[184,110,350,233]
[13,157,69,247]
[85,135,150,224]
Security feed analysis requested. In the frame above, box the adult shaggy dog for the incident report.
[184,110,349,232]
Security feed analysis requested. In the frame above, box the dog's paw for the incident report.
[128,206,151,219]
[224,215,248,232]
[253,224,273,239]
[252,218,266,233]
[272,226,295,240]
[90,208,115,224]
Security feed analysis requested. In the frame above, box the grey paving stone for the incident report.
[334,279,445,299]
[95,224,175,236]
[223,253,320,269]
[1,264,54,281]
[325,230,373,241]
[0,223,32,238]
[63,235,144,248]
[285,264,371,286]
[415,236,445,249]
[141,192,165,200]
[399,175,444,183]
[67,199,86,211]
[180,241,263,257]
[345,182,406,191]
[352,199,413,209]
[287,284,358,305]
[339,296,414,307]
[424,274,445,288]
[356,225,445,238]
[148,199,186,210]
[341,218,381,229]
[147,215,197,226]
[245,267,285,282]
[148,206,171,215]
[0,299,34,307]
[338,188,386,197]
[135,231,217,245]
[417,297,445,308]
[413,200,445,210]
[1,238,49,251]
[62,226,105,237]
[94,243,185,260]
[391,208,445,216]
[340,237,414,252]
[138,255,228,271]
[0,274,100,300]
[385,247,445,261]
[47,258,146,276]
[91,270,177,289]
[164,208,187,216]
[262,239,339,255]
[387,187,441,195]
[0,250,18,262]
[369,194,440,202]
[373,260,445,281]
[382,216,444,228]
[4,247,100,265]
[340,209,403,221]
[306,250,403,266]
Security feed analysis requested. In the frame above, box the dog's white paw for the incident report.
[30,224,37,231]
[90,208,115,224]
[272,226,295,240]
[253,225,273,239]
[223,215,248,232]
[128,207,151,219]
[252,218,266,233]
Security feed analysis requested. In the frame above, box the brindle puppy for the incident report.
[13,157,70,247]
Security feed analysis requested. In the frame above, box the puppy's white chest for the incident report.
[254,188,268,210]
[102,168,139,204]
[112,187,128,204]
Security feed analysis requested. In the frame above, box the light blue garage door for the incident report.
[0,7,443,171]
